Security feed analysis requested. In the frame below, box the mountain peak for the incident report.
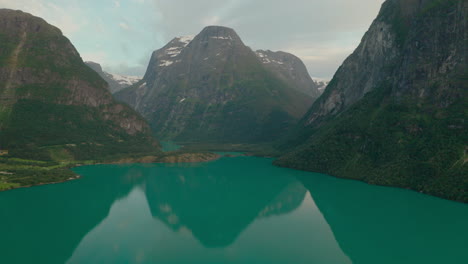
[255,49,321,98]
[85,61,103,72]
[0,8,62,36]
[116,25,315,143]
[197,25,243,43]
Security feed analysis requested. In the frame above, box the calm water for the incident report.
[161,141,182,152]
[0,156,467,264]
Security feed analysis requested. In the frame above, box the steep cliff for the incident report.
[276,0,467,202]
[115,26,314,143]
[0,9,158,160]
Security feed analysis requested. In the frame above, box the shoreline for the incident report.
[0,175,82,192]
[0,151,222,193]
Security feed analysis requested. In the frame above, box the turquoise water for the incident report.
[0,156,467,263]
[160,141,182,152]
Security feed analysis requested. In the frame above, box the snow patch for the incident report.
[110,74,141,86]
[312,78,330,93]
[211,36,232,40]
[163,36,194,58]
[178,35,194,46]
[159,60,174,67]
[256,51,265,58]
[165,46,183,57]
[255,51,284,65]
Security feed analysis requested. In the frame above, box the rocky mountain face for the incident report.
[0,9,158,160]
[115,26,315,143]
[275,0,467,202]
[85,61,140,93]
[255,50,321,98]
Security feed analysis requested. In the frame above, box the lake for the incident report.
[161,141,182,152]
[0,156,467,264]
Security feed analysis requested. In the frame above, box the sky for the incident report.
[0,0,385,79]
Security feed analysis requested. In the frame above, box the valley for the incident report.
[0,1,466,263]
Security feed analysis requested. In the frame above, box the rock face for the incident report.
[115,26,315,143]
[255,50,321,98]
[0,9,158,160]
[85,61,141,93]
[275,0,467,202]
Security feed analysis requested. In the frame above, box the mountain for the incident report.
[0,9,158,161]
[115,26,316,143]
[275,0,467,202]
[255,50,321,97]
[85,61,141,93]
[312,78,329,94]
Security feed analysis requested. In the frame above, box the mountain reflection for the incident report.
[299,173,468,264]
[144,158,306,247]
[0,165,145,264]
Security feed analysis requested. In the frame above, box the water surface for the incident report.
[160,141,182,152]
[0,156,466,264]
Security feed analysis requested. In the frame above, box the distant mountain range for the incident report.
[312,78,329,94]
[85,61,141,93]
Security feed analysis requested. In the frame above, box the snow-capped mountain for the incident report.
[311,78,329,94]
[115,26,314,143]
[85,62,141,93]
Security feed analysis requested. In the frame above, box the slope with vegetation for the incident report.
[275,0,467,202]
[0,9,160,189]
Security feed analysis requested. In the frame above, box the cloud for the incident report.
[286,43,358,79]
[146,0,385,78]
[105,61,149,76]
[119,22,130,30]
[0,0,85,35]
[81,50,107,64]
[0,0,386,78]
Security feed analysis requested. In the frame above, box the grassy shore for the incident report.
[0,149,221,192]
[0,157,82,191]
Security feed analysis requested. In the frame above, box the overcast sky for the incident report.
[0,0,385,79]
